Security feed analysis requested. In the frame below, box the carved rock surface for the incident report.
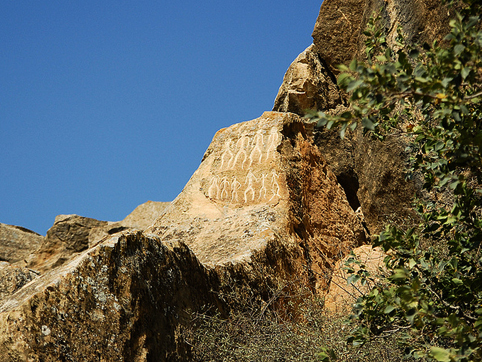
[147,111,366,292]
[0,112,366,360]
[0,223,43,264]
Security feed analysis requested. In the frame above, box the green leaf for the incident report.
[454,44,465,56]
[349,58,358,71]
[337,72,352,85]
[361,118,375,130]
[347,274,361,285]
[451,278,463,285]
[461,67,471,80]
[347,79,364,92]
[391,268,408,281]
[430,347,451,362]
[384,305,396,314]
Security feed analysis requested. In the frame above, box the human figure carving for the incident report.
[231,176,242,202]
[266,127,280,161]
[220,139,234,170]
[208,176,220,199]
[258,173,268,200]
[232,136,250,170]
[249,130,264,167]
[220,177,230,200]
[244,170,258,203]
[269,170,281,201]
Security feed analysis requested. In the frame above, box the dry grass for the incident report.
[185,288,411,362]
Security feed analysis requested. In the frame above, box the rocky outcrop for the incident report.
[312,0,454,74]
[0,232,216,362]
[0,112,366,360]
[273,0,452,233]
[0,263,38,305]
[27,201,169,274]
[0,224,43,264]
[147,111,366,293]
[273,45,343,115]
[118,201,170,230]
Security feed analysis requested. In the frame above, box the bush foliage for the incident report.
[307,1,482,360]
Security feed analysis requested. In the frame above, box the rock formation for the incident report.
[273,45,343,115]
[0,0,457,360]
[0,224,43,264]
[0,112,365,360]
[324,244,385,315]
[272,0,454,233]
[147,112,366,292]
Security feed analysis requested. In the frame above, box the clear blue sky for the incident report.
[1,1,322,235]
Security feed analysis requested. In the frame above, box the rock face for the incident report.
[273,0,452,233]
[147,111,366,292]
[0,232,216,362]
[0,112,366,360]
[27,201,170,274]
[273,45,343,115]
[0,224,43,264]
[312,0,453,74]
[324,244,385,315]
[119,201,170,230]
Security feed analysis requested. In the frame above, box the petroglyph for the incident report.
[266,127,280,161]
[220,177,230,200]
[208,176,220,199]
[258,173,269,201]
[248,130,264,167]
[232,136,250,170]
[231,176,242,202]
[269,171,281,201]
[220,139,234,170]
[244,171,258,203]
[204,122,285,205]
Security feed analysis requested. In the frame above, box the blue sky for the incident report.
[1,1,322,235]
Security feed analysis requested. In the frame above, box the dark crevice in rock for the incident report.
[336,171,361,212]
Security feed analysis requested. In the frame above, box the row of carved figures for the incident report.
[219,127,280,171]
[207,170,281,203]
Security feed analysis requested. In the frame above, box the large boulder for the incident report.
[0,223,43,264]
[0,232,216,362]
[272,44,343,115]
[27,201,170,274]
[147,111,366,293]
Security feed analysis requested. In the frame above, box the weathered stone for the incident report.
[147,111,366,293]
[324,244,385,315]
[0,223,43,264]
[118,200,170,230]
[0,263,38,305]
[0,231,216,362]
[311,0,367,73]
[314,127,420,234]
[312,0,453,73]
[27,202,170,274]
[27,215,110,273]
[272,44,343,115]
[0,112,367,360]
